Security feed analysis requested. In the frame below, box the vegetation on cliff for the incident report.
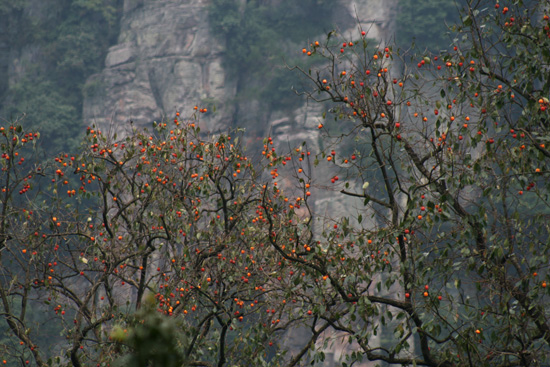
[0,0,122,154]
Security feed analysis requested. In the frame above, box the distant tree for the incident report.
[0,115,294,366]
[0,0,121,155]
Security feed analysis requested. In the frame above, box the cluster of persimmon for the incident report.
[261,136,278,161]
[193,105,208,113]
[302,29,371,56]
[0,127,37,178]
[539,98,549,112]
[0,116,284,364]
[154,253,274,320]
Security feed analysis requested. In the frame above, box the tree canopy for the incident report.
[1,1,550,366]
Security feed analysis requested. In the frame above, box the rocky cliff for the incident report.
[82,0,397,137]
[82,0,232,134]
[82,0,397,246]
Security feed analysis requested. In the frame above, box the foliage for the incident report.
[396,0,460,52]
[287,0,550,365]
[0,0,121,155]
[209,0,333,75]
[208,0,336,111]
[1,1,550,366]
[111,295,187,367]
[0,113,296,366]
[0,0,29,46]
[3,77,81,152]
[0,0,26,13]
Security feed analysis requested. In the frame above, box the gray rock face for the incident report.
[349,0,397,43]
[82,0,397,135]
[83,0,236,132]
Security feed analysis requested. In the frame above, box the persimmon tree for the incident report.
[0,114,307,366]
[264,0,550,366]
